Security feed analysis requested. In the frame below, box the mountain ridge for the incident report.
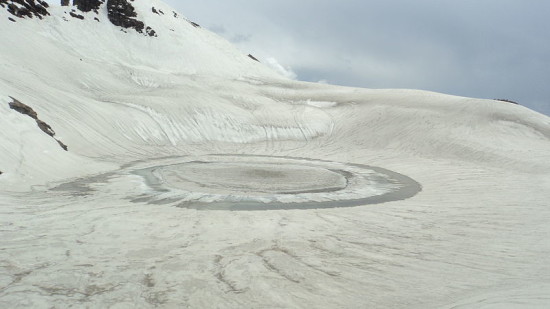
[1,0,549,190]
[2,0,201,37]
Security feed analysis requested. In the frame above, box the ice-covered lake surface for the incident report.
[55,155,421,211]
[1,2,550,308]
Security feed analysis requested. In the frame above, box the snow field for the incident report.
[1,1,550,308]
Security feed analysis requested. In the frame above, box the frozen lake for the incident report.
[52,155,421,211]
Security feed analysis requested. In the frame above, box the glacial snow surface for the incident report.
[1,1,550,308]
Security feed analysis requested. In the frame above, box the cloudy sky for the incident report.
[164,0,550,116]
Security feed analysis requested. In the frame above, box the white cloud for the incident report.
[265,57,297,80]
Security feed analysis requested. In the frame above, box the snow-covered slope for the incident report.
[1,1,549,308]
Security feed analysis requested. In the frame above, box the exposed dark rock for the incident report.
[2,0,50,19]
[3,0,158,35]
[190,21,200,28]
[0,171,3,175]
[69,11,84,19]
[248,54,260,62]
[172,11,178,18]
[57,140,68,151]
[150,7,164,15]
[8,97,68,151]
[94,16,99,21]
[105,0,157,36]
[9,98,38,119]
[145,26,156,37]
[72,0,103,13]
[495,99,519,105]
[107,0,152,35]
[36,119,55,136]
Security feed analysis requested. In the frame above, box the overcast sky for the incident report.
[163,0,550,116]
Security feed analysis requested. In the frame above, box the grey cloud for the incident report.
[231,33,252,43]
[207,24,227,35]
[165,0,550,116]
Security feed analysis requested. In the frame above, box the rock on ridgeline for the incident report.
[57,0,156,36]
[107,0,153,35]
[70,0,104,13]
[0,0,50,19]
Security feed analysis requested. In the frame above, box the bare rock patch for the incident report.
[1,0,50,19]
[8,97,68,151]
[107,0,156,36]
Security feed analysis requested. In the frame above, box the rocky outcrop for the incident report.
[71,0,103,13]
[69,11,84,19]
[145,26,156,37]
[2,0,157,36]
[57,0,156,36]
[151,6,163,15]
[9,98,38,118]
[61,0,103,21]
[106,0,156,36]
[248,54,260,62]
[107,0,140,32]
[61,1,103,22]
[8,97,68,151]
[1,0,50,19]
[495,99,519,105]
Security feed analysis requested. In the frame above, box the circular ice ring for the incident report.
[131,155,421,210]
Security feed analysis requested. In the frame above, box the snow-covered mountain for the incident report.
[1,1,549,308]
